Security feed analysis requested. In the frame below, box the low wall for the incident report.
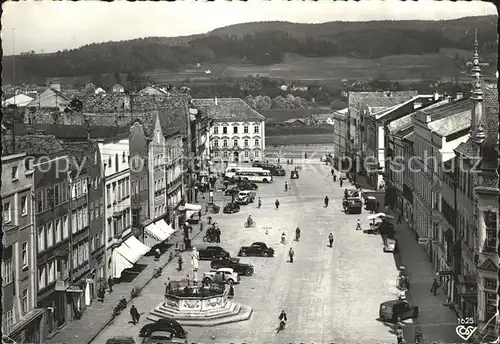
[164,293,227,311]
[265,144,335,159]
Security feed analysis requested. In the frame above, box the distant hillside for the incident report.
[3,15,497,84]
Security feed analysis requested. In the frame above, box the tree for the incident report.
[272,95,286,109]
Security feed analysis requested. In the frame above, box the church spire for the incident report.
[470,28,485,144]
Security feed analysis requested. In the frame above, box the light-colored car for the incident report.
[203,268,240,285]
[383,238,397,252]
[236,190,256,205]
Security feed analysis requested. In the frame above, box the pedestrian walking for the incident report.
[281,232,286,244]
[331,168,334,177]
[290,159,294,164]
[324,196,329,207]
[356,219,362,231]
[284,181,288,192]
[258,197,262,208]
[228,284,234,299]
[376,201,380,213]
[328,233,334,247]
[398,213,402,224]
[178,256,183,271]
[108,276,114,293]
[295,227,301,241]
[396,325,404,343]
[98,287,105,302]
[333,174,337,182]
[275,199,280,210]
[339,179,343,187]
[130,305,140,325]
[288,247,295,263]
[287,159,290,165]
[215,227,221,243]
[430,278,439,296]
[154,248,161,261]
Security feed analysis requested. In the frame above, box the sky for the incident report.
[2,0,497,55]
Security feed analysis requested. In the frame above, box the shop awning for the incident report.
[155,220,176,239]
[144,223,168,243]
[115,244,142,264]
[184,203,202,211]
[186,210,197,219]
[124,236,150,257]
[111,249,134,278]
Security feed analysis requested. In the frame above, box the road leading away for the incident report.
[92,160,403,344]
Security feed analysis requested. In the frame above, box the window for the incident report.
[122,152,126,163]
[72,211,77,233]
[244,126,249,134]
[78,244,83,265]
[213,127,219,134]
[254,126,259,134]
[47,260,55,284]
[223,151,228,158]
[89,202,94,221]
[83,241,89,262]
[83,206,88,228]
[63,215,69,239]
[244,139,249,147]
[11,166,18,180]
[100,197,104,216]
[82,178,87,195]
[233,127,238,134]
[214,140,219,147]
[55,218,61,244]
[61,180,68,202]
[244,151,249,158]
[38,266,46,290]
[254,139,260,146]
[233,139,238,147]
[484,211,497,250]
[2,258,13,285]
[77,208,83,230]
[47,187,54,208]
[73,249,78,269]
[37,226,45,252]
[22,289,28,314]
[108,156,112,167]
[485,291,497,318]
[254,150,259,157]
[54,184,60,205]
[21,242,28,268]
[214,151,219,158]
[3,202,11,223]
[223,139,228,147]
[222,127,228,134]
[3,309,14,335]
[47,222,53,248]
[484,278,497,290]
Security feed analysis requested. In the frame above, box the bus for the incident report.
[225,166,265,179]
[235,170,273,183]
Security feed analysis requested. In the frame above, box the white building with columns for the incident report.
[191,98,266,164]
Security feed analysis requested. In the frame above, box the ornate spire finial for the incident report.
[471,28,482,100]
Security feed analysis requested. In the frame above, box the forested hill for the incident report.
[4,15,497,83]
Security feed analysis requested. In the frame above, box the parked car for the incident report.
[271,168,286,176]
[198,246,231,260]
[236,190,256,205]
[106,337,136,344]
[224,187,240,196]
[139,319,187,338]
[238,242,275,257]
[379,299,418,323]
[203,268,240,285]
[142,331,185,344]
[223,202,240,214]
[210,257,254,276]
[238,181,258,190]
[383,238,397,252]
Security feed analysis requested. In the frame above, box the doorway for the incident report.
[233,152,239,162]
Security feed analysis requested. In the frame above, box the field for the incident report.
[266,133,335,146]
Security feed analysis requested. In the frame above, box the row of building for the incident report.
[1,87,266,342]
[333,38,499,341]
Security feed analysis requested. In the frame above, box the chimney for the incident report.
[49,83,61,92]
[214,97,218,105]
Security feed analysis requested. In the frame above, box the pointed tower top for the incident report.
[471,28,483,100]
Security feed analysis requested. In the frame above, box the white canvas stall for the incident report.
[155,220,176,239]
[186,210,197,219]
[184,203,202,211]
[115,243,142,264]
[111,248,134,278]
[144,223,169,243]
[124,236,150,257]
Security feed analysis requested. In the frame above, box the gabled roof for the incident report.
[12,123,130,141]
[402,132,414,142]
[156,96,188,136]
[428,111,471,137]
[455,139,477,158]
[80,93,126,112]
[192,98,265,121]
[311,113,334,121]
[61,141,99,171]
[387,114,413,134]
[417,98,472,122]
[2,94,34,107]
[284,118,307,124]
[26,87,71,107]
[2,134,65,156]
[349,91,418,110]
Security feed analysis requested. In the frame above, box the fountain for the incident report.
[148,247,253,326]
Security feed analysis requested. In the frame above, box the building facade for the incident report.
[192,98,266,165]
[331,108,348,167]
[1,151,44,343]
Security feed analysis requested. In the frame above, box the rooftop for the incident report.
[403,132,414,143]
[12,123,129,141]
[191,98,265,122]
[428,110,471,137]
[417,98,473,122]
[479,83,499,169]
[2,134,65,156]
[349,91,418,110]
[387,113,413,134]
[60,141,99,171]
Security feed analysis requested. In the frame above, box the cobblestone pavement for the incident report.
[92,159,402,344]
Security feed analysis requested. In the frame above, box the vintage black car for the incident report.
[379,299,419,323]
[238,181,258,190]
[139,318,187,338]
[271,168,286,176]
[224,186,240,196]
[223,202,240,214]
[198,246,231,260]
[343,198,362,214]
[238,242,275,257]
[210,257,254,276]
